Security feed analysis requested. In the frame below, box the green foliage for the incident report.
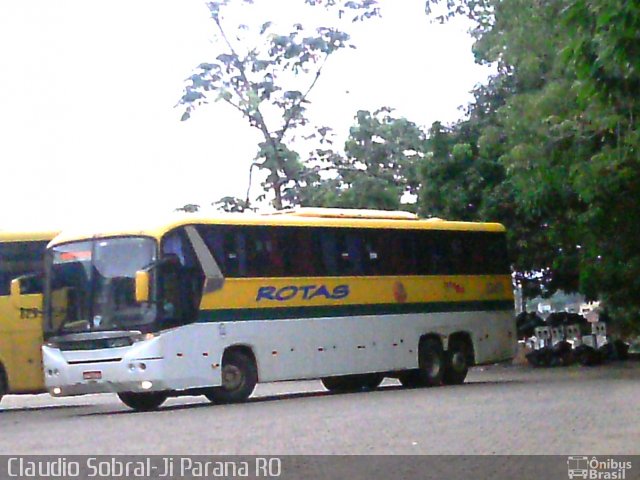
[563,0,640,109]
[297,108,426,211]
[419,120,505,221]
[421,0,640,328]
[214,196,253,212]
[179,0,379,210]
[175,204,201,213]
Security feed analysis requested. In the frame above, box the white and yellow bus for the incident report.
[0,229,58,403]
[36,208,515,411]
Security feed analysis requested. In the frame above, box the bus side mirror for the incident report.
[10,278,22,307]
[135,271,150,303]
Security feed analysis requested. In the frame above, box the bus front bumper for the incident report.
[42,346,168,397]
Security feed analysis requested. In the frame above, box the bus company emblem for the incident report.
[444,281,465,294]
[393,281,408,303]
[256,284,350,302]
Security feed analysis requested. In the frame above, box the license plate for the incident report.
[83,371,102,380]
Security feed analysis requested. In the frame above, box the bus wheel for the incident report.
[209,350,257,404]
[443,338,471,385]
[117,391,168,411]
[401,338,444,388]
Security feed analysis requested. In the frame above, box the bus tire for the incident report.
[403,337,445,388]
[443,337,471,385]
[208,350,257,404]
[117,391,168,411]
[420,337,445,386]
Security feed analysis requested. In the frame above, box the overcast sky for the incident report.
[0,0,491,231]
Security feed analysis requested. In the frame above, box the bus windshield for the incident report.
[45,237,157,334]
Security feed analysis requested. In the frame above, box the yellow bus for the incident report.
[0,229,58,403]
[36,208,515,411]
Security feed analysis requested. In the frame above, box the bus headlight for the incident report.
[140,381,153,390]
[128,362,148,371]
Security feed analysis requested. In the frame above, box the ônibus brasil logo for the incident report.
[567,456,632,479]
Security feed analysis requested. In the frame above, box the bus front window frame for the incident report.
[44,236,159,336]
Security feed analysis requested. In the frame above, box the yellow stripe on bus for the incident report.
[199,275,513,311]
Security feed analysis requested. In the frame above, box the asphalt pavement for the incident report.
[1,362,639,456]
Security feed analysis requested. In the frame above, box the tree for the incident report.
[419,120,505,221]
[295,108,426,211]
[179,0,379,210]
[561,0,640,328]
[175,204,201,213]
[422,0,640,327]
[214,196,253,212]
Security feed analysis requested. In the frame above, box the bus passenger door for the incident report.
[3,291,45,393]
[159,228,211,388]
[158,260,199,328]
[0,239,49,394]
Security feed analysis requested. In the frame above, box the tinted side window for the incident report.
[162,229,201,271]
[196,225,225,271]
[414,230,510,275]
[0,241,48,295]
[361,231,383,275]
[320,229,364,276]
[191,225,509,277]
[415,231,465,275]
[197,225,246,278]
[161,228,204,325]
[388,231,416,275]
[448,232,466,274]
[484,232,510,274]
[456,231,510,275]
[359,229,415,276]
[279,227,324,277]
[199,225,326,278]
[415,231,443,274]
[244,227,283,277]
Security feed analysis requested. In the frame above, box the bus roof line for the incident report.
[265,207,421,221]
[47,210,507,247]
